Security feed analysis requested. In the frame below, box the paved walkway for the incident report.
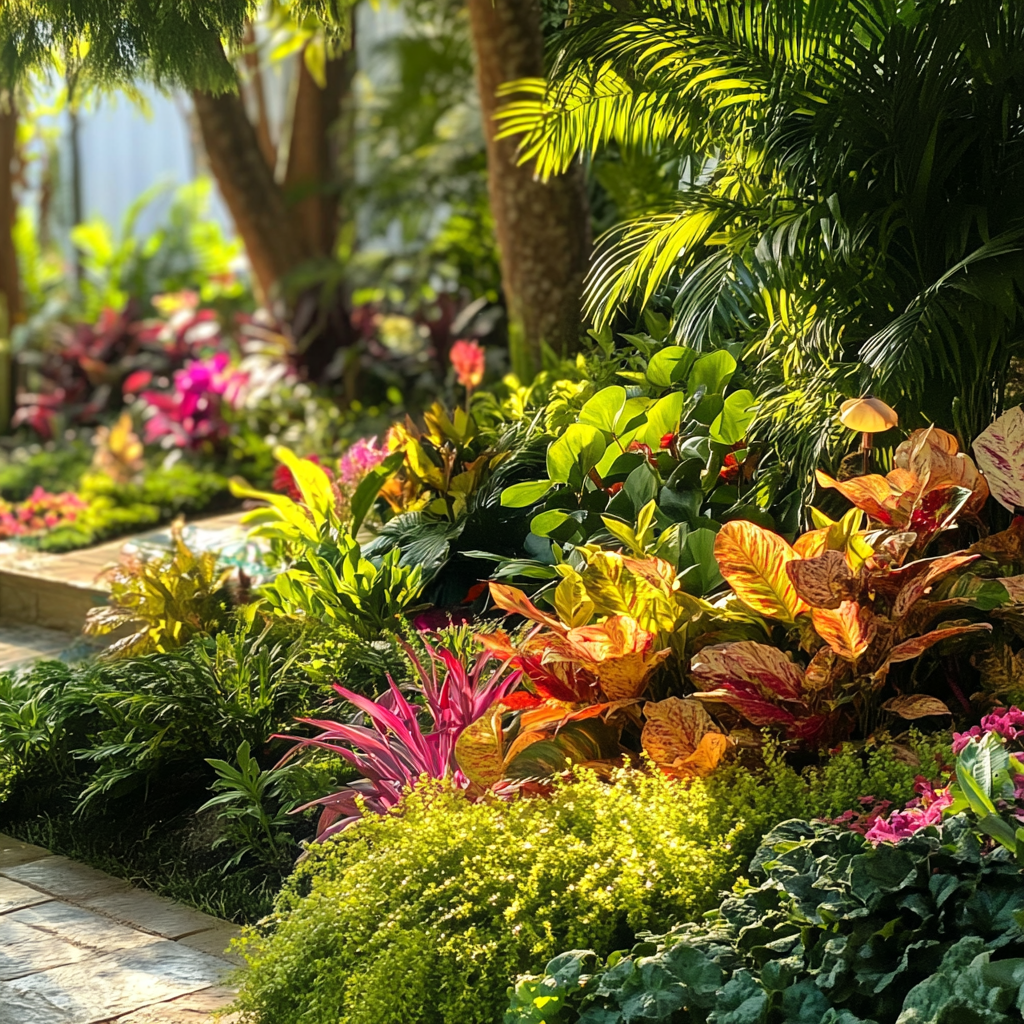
[0,833,240,1024]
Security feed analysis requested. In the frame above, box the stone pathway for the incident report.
[0,834,241,1024]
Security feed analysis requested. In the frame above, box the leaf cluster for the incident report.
[507,816,1024,1024]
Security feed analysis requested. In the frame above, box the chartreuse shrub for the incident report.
[508,816,1024,1024]
[232,742,940,1024]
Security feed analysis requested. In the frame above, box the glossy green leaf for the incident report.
[710,389,757,445]
[501,480,554,508]
[688,350,737,395]
[646,345,697,387]
[546,424,606,485]
[578,386,627,433]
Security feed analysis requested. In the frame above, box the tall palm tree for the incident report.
[497,0,1024,456]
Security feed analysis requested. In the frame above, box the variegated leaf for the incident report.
[690,641,804,700]
[999,574,1024,604]
[815,470,896,523]
[786,550,854,609]
[881,695,951,720]
[885,623,993,666]
[713,520,809,623]
[667,732,733,778]
[973,405,1024,513]
[812,602,876,661]
[641,697,720,765]
[489,582,564,631]
[454,705,505,786]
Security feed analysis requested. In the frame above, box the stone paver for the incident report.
[3,856,134,902]
[110,986,240,1024]
[0,834,240,1024]
[0,876,52,913]
[0,942,231,1024]
[0,916,94,981]
[0,834,51,869]
[10,902,165,954]
[176,922,243,963]
[80,888,223,940]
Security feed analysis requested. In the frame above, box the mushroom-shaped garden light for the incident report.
[840,396,898,475]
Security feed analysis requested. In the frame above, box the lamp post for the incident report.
[839,396,898,475]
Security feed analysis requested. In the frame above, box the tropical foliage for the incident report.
[498,0,1024,459]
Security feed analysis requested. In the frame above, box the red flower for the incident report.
[122,370,153,395]
[272,455,328,502]
[450,339,485,389]
[605,481,624,495]
[627,441,658,467]
[719,452,741,483]
[659,432,676,451]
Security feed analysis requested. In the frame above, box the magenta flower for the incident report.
[953,706,1024,755]
[338,437,387,487]
[864,777,953,845]
[139,353,249,449]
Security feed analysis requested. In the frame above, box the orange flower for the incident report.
[450,339,485,389]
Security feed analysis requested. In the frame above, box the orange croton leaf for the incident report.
[786,550,857,610]
[881,694,952,720]
[884,622,993,667]
[641,697,731,778]
[815,470,899,523]
[714,520,810,623]
[564,615,671,700]
[895,426,989,514]
[890,553,980,619]
[793,529,828,559]
[488,582,565,632]
[812,601,876,661]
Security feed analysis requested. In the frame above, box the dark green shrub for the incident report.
[507,816,1024,1024]
[232,742,939,1024]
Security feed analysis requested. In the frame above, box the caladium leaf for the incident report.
[786,550,857,609]
[812,602,876,661]
[881,695,951,719]
[714,520,809,623]
[973,405,1024,513]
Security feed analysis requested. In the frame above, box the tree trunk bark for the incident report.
[284,42,356,258]
[191,86,310,303]
[466,0,591,371]
[0,97,21,332]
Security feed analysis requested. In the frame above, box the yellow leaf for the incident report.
[714,520,809,623]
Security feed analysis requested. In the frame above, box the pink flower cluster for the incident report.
[952,706,1024,754]
[139,353,248,449]
[338,438,388,486]
[864,777,953,844]
[0,488,88,539]
[271,439,388,508]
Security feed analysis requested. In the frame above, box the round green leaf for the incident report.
[578,386,627,433]
[501,480,554,508]
[710,389,757,445]
[687,350,737,396]
[646,346,697,387]
[546,424,607,484]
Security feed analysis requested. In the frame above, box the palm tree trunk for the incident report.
[466,0,591,372]
[0,97,19,432]
[284,41,356,258]
[191,86,310,303]
[0,97,20,332]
